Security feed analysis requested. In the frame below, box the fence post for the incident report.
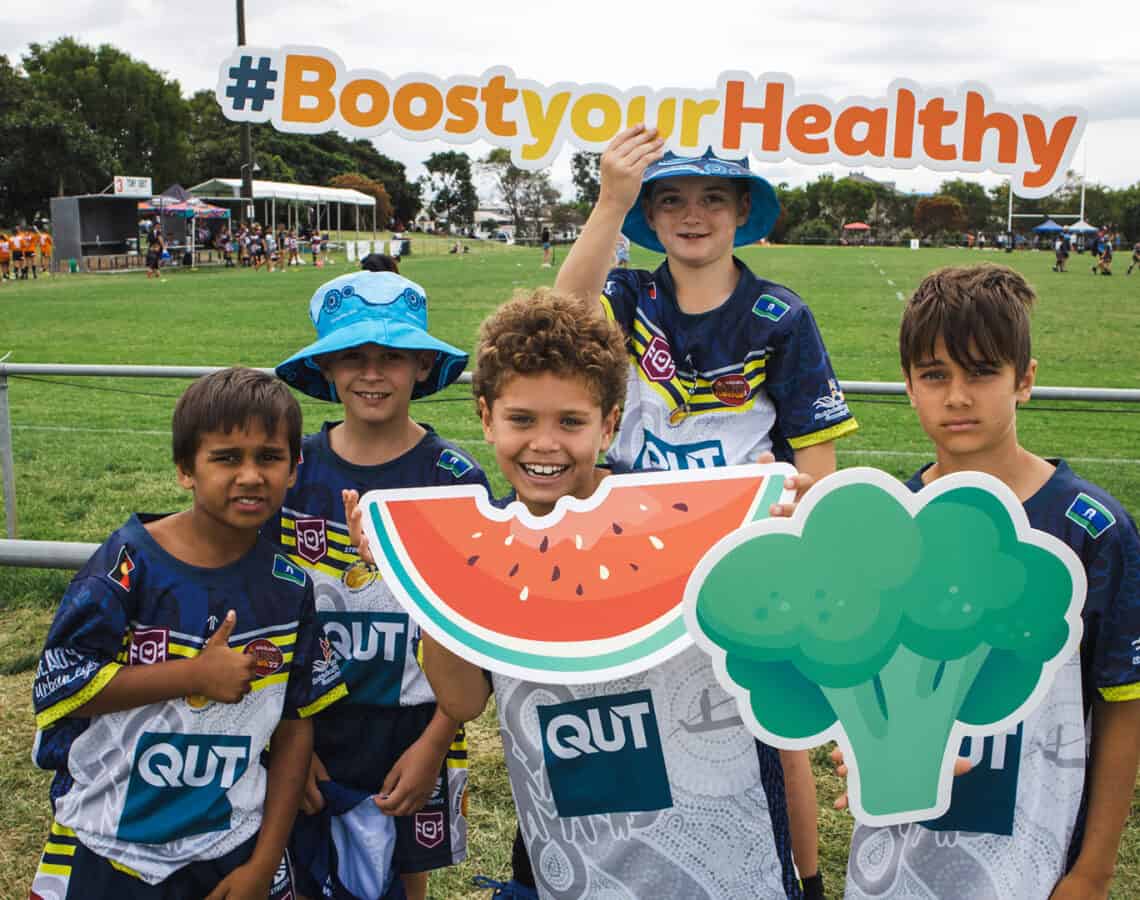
[0,372,15,538]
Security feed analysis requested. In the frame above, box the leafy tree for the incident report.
[570,151,601,206]
[938,179,992,232]
[329,173,392,227]
[831,178,875,226]
[480,148,559,237]
[421,151,477,229]
[914,196,967,237]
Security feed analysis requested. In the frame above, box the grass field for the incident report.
[1,243,1137,897]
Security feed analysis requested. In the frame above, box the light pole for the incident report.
[236,0,254,223]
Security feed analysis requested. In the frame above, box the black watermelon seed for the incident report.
[629,562,640,571]
[539,536,549,553]
[467,556,479,566]
[509,563,519,577]
[551,565,560,581]
[612,522,623,534]
[576,584,584,596]
[672,502,689,512]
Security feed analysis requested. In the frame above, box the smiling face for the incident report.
[905,337,1036,469]
[479,371,620,518]
[320,343,434,428]
[177,420,297,535]
[644,176,749,267]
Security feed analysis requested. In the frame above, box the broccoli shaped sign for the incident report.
[684,468,1084,826]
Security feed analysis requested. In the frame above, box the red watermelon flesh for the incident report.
[382,472,765,642]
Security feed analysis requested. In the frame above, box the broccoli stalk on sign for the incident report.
[690,471,1083,823]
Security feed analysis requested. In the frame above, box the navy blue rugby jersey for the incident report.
[845,460,1140,900]
[601,259,857,471]
[263,423,486,783]
[32,514,345,884]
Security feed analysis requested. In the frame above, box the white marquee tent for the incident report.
[188,178,379,236]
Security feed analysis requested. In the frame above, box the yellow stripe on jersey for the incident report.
[1100,683,1140,702]
[279,517,353,546]
[251,671,291,692]
[168,641,201,659]
[298,681,349,718]
[109,858,146,879]
[787,417,859,449]
[36,862,71,877]
[599,293,617,321]
[50,822,77,838]
[279,533,358,565]
[44,841,76,856]
[36,662,122,730]
[281,550,343,580]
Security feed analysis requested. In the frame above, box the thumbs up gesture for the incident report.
[192,611,257,703]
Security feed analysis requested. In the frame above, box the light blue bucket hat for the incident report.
[622,149,781,254]
[275,272,467,401]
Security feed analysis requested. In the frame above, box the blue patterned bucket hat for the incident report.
[622,149,781,253]
[275,272,467,401]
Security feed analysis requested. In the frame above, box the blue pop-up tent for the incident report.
[1032,219,1065,233]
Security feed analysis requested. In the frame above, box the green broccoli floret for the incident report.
[696,477,1078,820]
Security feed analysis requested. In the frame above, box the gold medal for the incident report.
[668,404,689,427]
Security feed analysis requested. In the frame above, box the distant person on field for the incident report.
[0,232,11,280]
[28,367,346,899]
[145,226,164,280]
[541,227,552,267]
[1127,240,1140,275]
[40,227,53,275]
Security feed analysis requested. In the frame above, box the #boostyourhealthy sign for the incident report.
[216,48,1086,198]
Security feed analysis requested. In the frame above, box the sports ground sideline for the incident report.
[0,243,1137,897]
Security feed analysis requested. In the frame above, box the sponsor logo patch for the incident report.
[320,612,408,704]
[414,810,445,849]
[1065,493,1116,539]
[634,430,726,471]
[437,449,474,479]
[294,517,327,563]
[640,335,676,382]
[712,373,750,406]
[273,553,307,587]
[244,638,285,677]
[812,378,851,423]
[129,627,169,666]
[538,690,673,817]
[108,545,136,591]
[752,294,790,322]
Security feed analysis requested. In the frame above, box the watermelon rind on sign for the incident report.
[360,463,793,683]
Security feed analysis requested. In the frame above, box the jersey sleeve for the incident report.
[599,268,641,335]
[1089,508,1140,702]
[33,574,131,730]
[762,300,858,451]
[433,445,490,492]
[284,578,348,719]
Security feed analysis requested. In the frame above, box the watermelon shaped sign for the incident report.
[359,463,793,683]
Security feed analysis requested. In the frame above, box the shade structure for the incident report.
[843,222,871,230]
[1066,220,1098,233]
[138,197,231,219]
[1032,219,1065,233]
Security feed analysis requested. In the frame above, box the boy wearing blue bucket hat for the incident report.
[272,271,488,900]
[556,126,857,898]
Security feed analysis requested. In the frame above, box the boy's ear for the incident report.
[414,351,436,383]
[1015,358,1038,403]
[736,189,752,228]
[902,368,917,408]
[477,396,495,442]
[599,405,620,453]
[176,462,196,491]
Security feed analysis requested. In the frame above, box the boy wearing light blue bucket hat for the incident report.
[271,271,489,900]
[557,128,859,898]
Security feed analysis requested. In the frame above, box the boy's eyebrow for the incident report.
[912,358,944,368]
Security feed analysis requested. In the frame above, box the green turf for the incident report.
[0,243,1137,897]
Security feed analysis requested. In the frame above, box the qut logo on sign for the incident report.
[634,430,726,471]
[120,733,252,844]
[321,611,408,705]
[538,690,672,817]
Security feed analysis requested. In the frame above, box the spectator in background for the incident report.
[1127,240,1140,275]
[615,233,631,268]
[145,225,164,280]
[0,232,11,281]
[541,227,553,267]
[40,228,53,275]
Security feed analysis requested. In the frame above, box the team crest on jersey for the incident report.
[273,554,307,587]
[108,546,136,591]
[634,430,726,470]
[129,627,169,666]
[712,374,750,406]
[1065,493,1116,539]
[640,335,676,382]
[437,449,474,479]
[244,638,285,677]
[538,690,672,817]
[294,517,327,563]
[752,294,790,322]
[415,810,445,848]
[342,559,378,592]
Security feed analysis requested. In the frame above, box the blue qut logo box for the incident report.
[538,689,673,817]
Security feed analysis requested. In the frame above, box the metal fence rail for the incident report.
[3,362,1139,569]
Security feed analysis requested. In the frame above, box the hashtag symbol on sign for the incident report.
[225,55,278,111]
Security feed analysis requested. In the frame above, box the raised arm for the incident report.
[555,125,663,307]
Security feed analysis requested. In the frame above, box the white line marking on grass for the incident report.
[841,449,1140,466]
[887,279,895,286]
[896,291,905,301]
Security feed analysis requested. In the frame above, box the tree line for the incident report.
[2,38,1138,244]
